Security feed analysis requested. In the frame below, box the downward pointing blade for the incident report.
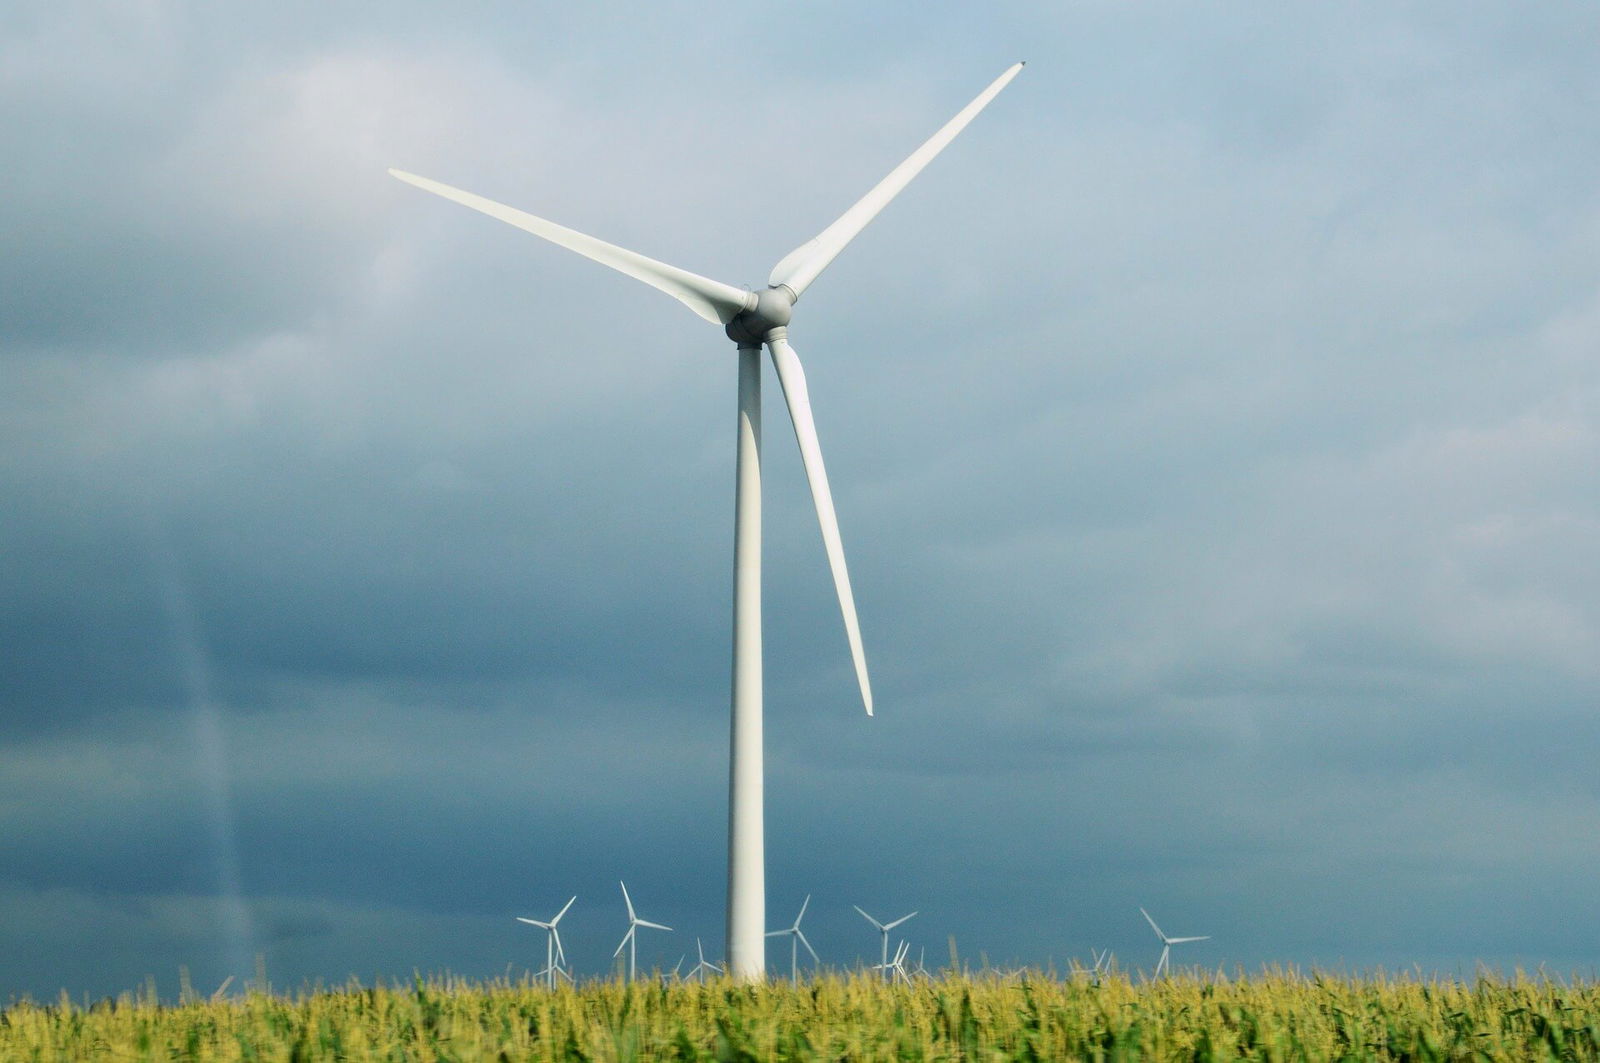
[388,169,751,325]
[796,928,820,966]
[614,925,635,958]
[767,335,873,716]
[767,62,1025,300]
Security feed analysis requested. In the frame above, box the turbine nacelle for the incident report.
[723,285,796,347]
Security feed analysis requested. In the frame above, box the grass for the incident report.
[4,968,1600,1060]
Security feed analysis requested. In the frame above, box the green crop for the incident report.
[4,968,1599,1060]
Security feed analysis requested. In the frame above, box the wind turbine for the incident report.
[765,894,820,983]
[687,937,723,983]
[516,895,576,989]
[390,61,1024,982]
[1140,907,1209,978]
[872,940,912,985]
[854,905,917,981]
[613,881,672,980]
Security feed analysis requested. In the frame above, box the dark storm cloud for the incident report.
[3,0,1599,1003]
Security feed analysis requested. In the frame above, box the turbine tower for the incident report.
[613,881,672,980]
[390,62,1024,982]
[854,905,917,981]
[765,894,820,983]
[515,895,576,989]
[1140,907,1209,978]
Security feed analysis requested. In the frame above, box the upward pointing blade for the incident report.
[388,169,751,325]
[1140,908,1167,942]
[620,881,637,923]
[854,906,886,931]
[767,335,873,715]
[767,61,1025,300]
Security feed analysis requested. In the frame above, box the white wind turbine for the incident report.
[613,881,672,981]
[390,61,1024,982]
[765,894,820,983]
[872,940,913,985]
[1140,907,1209,979]
[516,895,576,989]
[854,905,917,982]
[687,937,724,983]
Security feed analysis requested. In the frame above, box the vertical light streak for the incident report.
[143,512,256,986]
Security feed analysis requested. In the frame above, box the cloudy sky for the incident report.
[4,1,1599,1000]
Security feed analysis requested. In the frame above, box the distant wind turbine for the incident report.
[765,895,820,983]
[1140,907,1209,978]
[687,937,723,983]
[872,940,913,985]
[389,62,1024,981]
[613,881,672,980]
[854,906,917,982]
[516,895,576,989]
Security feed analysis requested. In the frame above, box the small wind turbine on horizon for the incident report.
[389,61,1024,981]
[765,894,820,983]
[613,881,672,980]
[516,896,576,990]
[854,906,917,982]
[1140,907,1209,978]
[687,937,723,983]
[872,940,913,985]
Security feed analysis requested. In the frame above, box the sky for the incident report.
[3,1,1599,1001]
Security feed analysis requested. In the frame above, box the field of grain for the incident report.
[4,969,1599,1061]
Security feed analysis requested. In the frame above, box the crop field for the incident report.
[4,969,1600,1061]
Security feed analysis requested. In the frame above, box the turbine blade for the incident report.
[620,881,636,922]
[552,896,577,925]
[797,929,820,966]
[767,336,872,715]
[553,929,566,965]
[1169,936,1210,944]
[637,919,673,932]
[884,911,918,930]
[389,169,751,325]
[796,894,811,926]
[767,62,1025,300]
[766,930,787,938]
[614,926,635,958]
[517,918,553,929]
[854,906,886,930]
[1140,908,1167,942]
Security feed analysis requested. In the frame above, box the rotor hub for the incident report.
[724,284,795,347]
